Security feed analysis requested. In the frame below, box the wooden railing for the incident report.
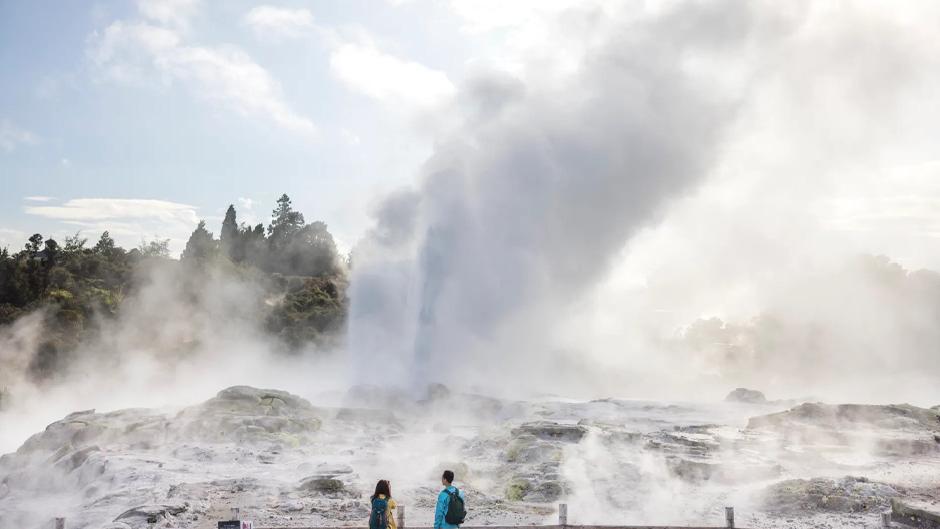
[51,504,750,529]
[257,504,744,529]
[50,500,916,529]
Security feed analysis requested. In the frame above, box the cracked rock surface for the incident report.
[2,386,939,529]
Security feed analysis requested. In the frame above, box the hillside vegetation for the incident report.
[0,194,347,382]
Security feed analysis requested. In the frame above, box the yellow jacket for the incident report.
[375,494,397,529]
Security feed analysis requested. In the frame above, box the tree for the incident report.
[281,221,339,276]
[267,194,305,249]
[48,266,73,289]
[0,196,353,373]
[220,205,239,259]
[0,248,13,307]
[43,239,60,265]
[138,239,171,258]
[181,220,217,262]
[63,232,87,254]
[26,234,43,255]
[94,231,116,256]
[237,223,266,266]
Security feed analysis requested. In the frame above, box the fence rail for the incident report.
[50,504,750,529]
[257,503,743,529]
[259,526,735,529]
[49,499,914,529]
[258,526,738,529]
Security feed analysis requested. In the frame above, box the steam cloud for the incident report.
[350,1,940,402]
[351,2,756,390]
[0,261,348,454]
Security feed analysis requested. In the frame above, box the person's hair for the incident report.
[442,470,455,484]
[372,479,392,500]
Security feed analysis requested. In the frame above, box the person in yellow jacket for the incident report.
[369,479,397,529]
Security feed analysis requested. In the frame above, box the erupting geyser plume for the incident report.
[349,2,745,391]
[349,1,940,403]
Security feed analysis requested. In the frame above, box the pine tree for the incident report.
[267,194,305,249]
[94,231,116,256]
[221,205,238,255]
[181,220,217,263]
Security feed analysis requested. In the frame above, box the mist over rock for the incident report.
[725,388,767,404]
[511,422,587,443]
[748,403,940,433]
[3,387,940,529]
[762,476,903,514]
[424,383,451,403]
[299,476,350,495]
[747,403,940,458]
[8,386,325,459]
[13,407,169,455]
[114,503,189,526]
[892,498,940,529]
[342,384,413,409]
[174,386,322,444]
[501,425,570,503]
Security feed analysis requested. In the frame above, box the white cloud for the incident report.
[0,119,38,152]
[0,228,27,251]
[234,197,262,227]
[448,0,587,32]
[330,41,455,109]
[89,12,316,138]
[25,198,202,256]
[24,196,55,202]
[341,128,361,145]
[137,0,202,30]
[237,197,254,210]
[26,198,199,223]
[242,5,314,40]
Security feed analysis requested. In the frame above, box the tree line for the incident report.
[182,193,342,277]
[0,194,348,381]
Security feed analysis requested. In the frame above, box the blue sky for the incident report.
[0,0,489,253]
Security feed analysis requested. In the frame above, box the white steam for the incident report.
[0,261,349,454]
[351,1,749,390]
[350,1,940,403]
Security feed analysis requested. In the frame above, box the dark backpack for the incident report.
[370,496,389,529]
[444,488,466,525]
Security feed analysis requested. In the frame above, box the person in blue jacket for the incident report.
[434,470,466,529]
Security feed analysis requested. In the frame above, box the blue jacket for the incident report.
[434,485,465,529]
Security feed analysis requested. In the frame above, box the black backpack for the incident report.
[444,488,466,525]
[369,496,389,529]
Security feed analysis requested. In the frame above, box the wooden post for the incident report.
[558,503,567,527]
[725,506,734,528]
[397,504,405,529]
[54,518,65,529]
[882,512,891,528]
